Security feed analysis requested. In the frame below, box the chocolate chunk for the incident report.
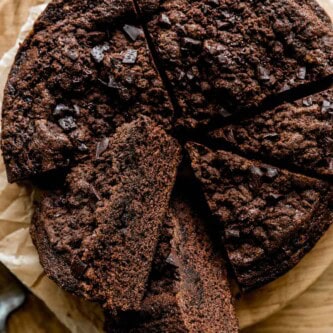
[303,97,313,106]
[91,43,110,63]
[159,14,171,27]
[223,128,236,143]
[186,71,194,80]
[73,105,80,116]
[166,253,178,267]
[280,83,291,93]
[219,108,232,118]
[329,158,333,171]
[175,23,187,36]
[265,167,279,179]
[250,166,264,177]
[96,138,110,159]
[326,137,333,151]
[122,49,138,64]
[77,143,89,152]
[225,228,240,239]
[182,37,202,49]
[54,104,79,117]
[65,48,79,61]
[124,74,134,84]
[123,25,143,41]
[58,117,77,131]
[267,193,283,202]
[257,66,270,81]
[108,75,121,89]
[203,40,220,55]
[216,20,231,30]
[263,133,280,140]
[53,104,72,117]
[297,66,307,80]
[322,100,332,113]
[178,70,185,80]
[71,258,87,278]
[218,53,231,65]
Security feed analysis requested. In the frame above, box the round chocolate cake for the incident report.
[1,0,333,332]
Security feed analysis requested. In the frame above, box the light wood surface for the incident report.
[0,1,333,332]
[243,261,333,333]
[5,288,69,333]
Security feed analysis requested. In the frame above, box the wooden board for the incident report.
[0,0,333,332]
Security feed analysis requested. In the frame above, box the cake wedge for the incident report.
[31,117,181,311]
[187,142,333,291]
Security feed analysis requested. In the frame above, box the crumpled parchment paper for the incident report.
[0,1,332,332]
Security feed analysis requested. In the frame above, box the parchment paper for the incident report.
[0,2,332,332]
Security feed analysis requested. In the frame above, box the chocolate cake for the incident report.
[187,142,333,291]
[31,117,181,311]
[1,0,173,183]
[209,88,333,177]
[105,194,238,332]
[2,0,333,331]
[140,0,333,128]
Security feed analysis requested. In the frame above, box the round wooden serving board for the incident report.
[0,0,332,332]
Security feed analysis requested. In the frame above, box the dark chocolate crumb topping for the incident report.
[1,0,333,331]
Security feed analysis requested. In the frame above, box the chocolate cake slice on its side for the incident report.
[209,88,333,177]
[106,194,238,332]
[1,0,174,183]
[186,143,333,291]
[138,0,333,129]
[31,117,181,312]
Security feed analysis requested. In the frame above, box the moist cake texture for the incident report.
[1,0,333,331]
[106,194,238,332]
[209,88,333,177]
[31,117,181,311]
[187,143,333,290]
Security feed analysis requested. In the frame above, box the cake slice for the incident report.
[106,194,238,332]
[1,0,174,183]
[140,0,333,128]
[186,142,333,291]
[209,88,333,177]
[31,117,181,311]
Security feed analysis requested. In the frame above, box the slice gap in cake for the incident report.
[31,116,181,312]
[186,142,333,291]
[209,87,333,178]
[105,193,238,332]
